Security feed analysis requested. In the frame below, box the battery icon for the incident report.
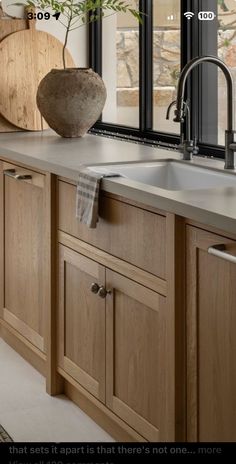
[198,11,216,20]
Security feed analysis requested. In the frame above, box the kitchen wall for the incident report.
[2,0,88,66]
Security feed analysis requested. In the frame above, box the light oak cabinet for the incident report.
[186,225,236,442]
[58,245,106,403]
[0,162,48,353]
[3,162,236,442]
[58,243,171,441]
[58,180,167,279]
[106,269,170,441]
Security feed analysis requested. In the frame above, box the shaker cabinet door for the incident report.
[186,226,236,441]
[105,269,172,442]
[1,162,47,352]
[58,245,106,402]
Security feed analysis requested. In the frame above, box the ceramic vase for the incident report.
[36,68,107,138]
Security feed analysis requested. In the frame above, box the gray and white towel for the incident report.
[76,167,121,229]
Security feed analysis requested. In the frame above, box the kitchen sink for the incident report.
[89,160,236,191]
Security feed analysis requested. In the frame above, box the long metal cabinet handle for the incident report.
[3,169,32,180]
[208,244,236,264]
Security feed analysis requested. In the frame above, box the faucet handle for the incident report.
[225,130,236,169]
[173,109,185,123]
[166,100,177,120]
[192,136,199,155]
[229,143,236,150]
[176,100,190,123]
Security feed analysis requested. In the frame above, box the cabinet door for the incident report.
[106,270,172,441]
[58,245,106,402]
[1,162,46,352]
[186,226,236,442]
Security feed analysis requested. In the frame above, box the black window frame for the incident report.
[88,0,225,159]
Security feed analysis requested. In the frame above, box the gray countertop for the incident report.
[1,130,236,235]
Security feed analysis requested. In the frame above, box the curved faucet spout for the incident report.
[175,55,234,131]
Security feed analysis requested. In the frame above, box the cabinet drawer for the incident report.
[58,180,166,279]
[3,162,45,189]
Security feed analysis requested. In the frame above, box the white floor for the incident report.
[0,338,114,442]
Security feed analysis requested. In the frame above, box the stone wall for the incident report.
[218,29,236,143]
[218,30,236,68]
[117,28,180,107]
[117,27,236,111]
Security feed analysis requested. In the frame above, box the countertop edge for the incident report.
[102,178,236,236]
[1,142,236,237]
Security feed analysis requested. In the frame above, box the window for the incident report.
[102,0,139,127]
[89,0,236,159]
[217,1,236,144]
[153,0,181,134]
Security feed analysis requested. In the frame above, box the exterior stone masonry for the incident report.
[117,28,236,110]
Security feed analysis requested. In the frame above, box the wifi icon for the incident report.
[184,11,194,20]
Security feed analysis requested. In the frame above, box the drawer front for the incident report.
[3,162,45,189]
[58,180,166,279]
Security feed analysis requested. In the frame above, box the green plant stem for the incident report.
[62,3,73,68]
[19,0,143,68]
[69,12,117,32]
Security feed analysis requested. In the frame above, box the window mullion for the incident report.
[198,0,218,145]
[181,0,218,145]
[180,0,200,141]
[139,0,153,132]
[89,13,102,76]
[89,13,102,122]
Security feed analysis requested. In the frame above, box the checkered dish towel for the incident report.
[76,167,121,229]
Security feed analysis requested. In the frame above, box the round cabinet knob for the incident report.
[90,282,100,294]
[98,286,109,299]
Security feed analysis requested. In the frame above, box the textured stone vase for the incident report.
[36,68,107,137]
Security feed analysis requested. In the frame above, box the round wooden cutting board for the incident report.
[0,21,75,130]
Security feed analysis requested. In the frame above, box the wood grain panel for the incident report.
[44,173,64,395]
[106,269,170,441]
[0,320,46,377]
[0,161,3,320]
[0,22,75,130]
[3,162,45,188]
[0,16,27,133]
[166,214,185,441]
[62,377,147,442]
[0,114,23,134]
[186,226,236,442]
[58,231,167,296]
[3,307,44,351]
[58,180,166,279]
[0,17,27,42]
[5,177,45,336]
[185,218,236,242]
[63,357,99,399]
[3,163,47,352]
[58,245,106,402]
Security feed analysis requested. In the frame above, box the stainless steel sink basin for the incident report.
[89,160,236,191]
